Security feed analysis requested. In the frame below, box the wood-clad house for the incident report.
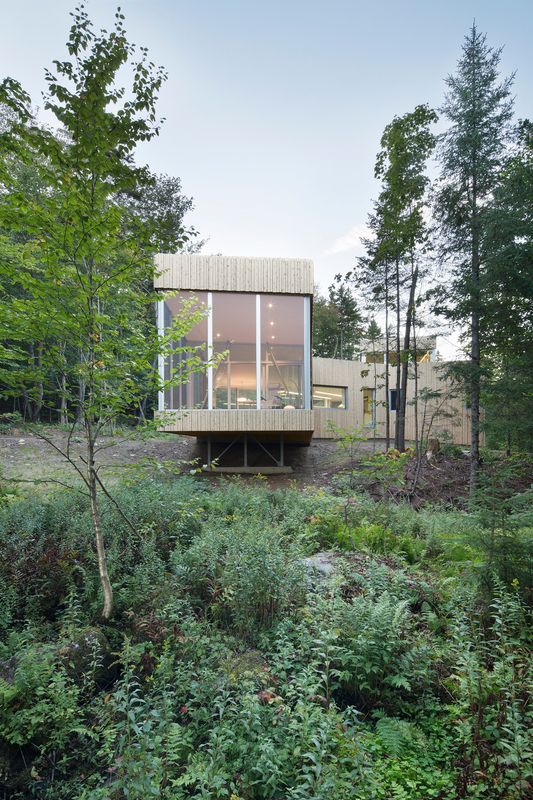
[155,254,472,467]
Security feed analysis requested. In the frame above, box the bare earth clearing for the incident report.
[0,426,480,506]
[0,427,374,491]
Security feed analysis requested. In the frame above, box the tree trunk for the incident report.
[394,260,401,450]
[413,316,419,457]
[384,265,390,450]
[33,343,44,423]
[88,440,113,619]
[77,352,85,425]
[398,259,418,451]
[86,257,113,618]
[59,374,68,425]
[470,174,481,498]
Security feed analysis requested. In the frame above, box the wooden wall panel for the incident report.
[156,361,474,445]
[154,254,314,295]
[155,409,314,437]
[312,357,475,445]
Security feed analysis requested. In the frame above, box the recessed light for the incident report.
[216,333,220,337]
[271,335,275,339]
[268,303,273,308]
[270,321,274,326]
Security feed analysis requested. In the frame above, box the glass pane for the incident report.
[313,385,346,409]
[212,293,256,409]
[363,387,376,426]
[261,296,304,409]
[163,292,208,409]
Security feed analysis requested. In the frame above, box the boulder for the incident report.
[59,627,114,686]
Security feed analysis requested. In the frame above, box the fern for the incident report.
[375,716,426,758]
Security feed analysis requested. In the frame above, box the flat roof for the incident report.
[154,254,314,295]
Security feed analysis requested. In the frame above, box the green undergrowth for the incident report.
[0,477,531,798]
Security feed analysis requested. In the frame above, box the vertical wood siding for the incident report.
[154,254,314,295]
[312,357,476,445]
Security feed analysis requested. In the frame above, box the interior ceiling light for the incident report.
[270,321,274,326]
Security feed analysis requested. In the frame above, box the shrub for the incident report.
[178,521,307,639]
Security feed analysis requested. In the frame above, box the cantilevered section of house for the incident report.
[155,254,314,467]
[155,253,475,469]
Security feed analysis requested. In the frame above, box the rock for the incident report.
[220,649,270,684]
[426,438,440,461]
[0,656,17,684]
[59,627,114,686]
[302,551,338,583]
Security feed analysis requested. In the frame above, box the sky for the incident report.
[2,0,532,302]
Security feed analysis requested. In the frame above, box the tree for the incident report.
[351,212,393,449]
[365,318,382,450]
[0,6,211,618]
[0,104,200,423]
[482,121,533,453]
[313,279,363,359]
[120,172,205,254]
[373,105,437,451]
[435,24,514,494]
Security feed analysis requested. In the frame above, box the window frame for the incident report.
[312,384,348,410]
[159,292,311,411]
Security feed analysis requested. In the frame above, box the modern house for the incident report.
[155,254,472,469]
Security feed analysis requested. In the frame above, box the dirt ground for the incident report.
[4,426,525,507]
[0,426,383,492]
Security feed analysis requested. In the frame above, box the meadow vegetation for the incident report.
[0,472,530,799]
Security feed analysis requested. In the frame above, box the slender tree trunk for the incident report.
[26,342,44,422]
[77,351,85,425]
[504,360,511,456]
[398,257,418,451]
[59,376,68,425]
[384,265,390,450]
[88,434,113,619]
[394,259,401,449]
[372,338,377,453]
[33,343,44,423]
[470,177,481,498]
[58,341,68,425]
[412,294,419,458]
[86,258,113,619]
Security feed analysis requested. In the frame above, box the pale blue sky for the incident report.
[2,1,532,292]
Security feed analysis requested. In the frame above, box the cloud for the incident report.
[324,223,369,256]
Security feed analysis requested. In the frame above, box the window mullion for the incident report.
[256,294,261,410]
[207,292,213,410]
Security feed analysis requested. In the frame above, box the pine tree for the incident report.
[482,121,533,453]
[435,24,514,495]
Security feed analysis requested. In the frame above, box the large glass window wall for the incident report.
[162,292,208,410]
[261,295,306,409]
[160,292,311,411]
[212,293,256,409]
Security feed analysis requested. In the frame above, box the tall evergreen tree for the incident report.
[435,24,514,494]
[313,279,363,360]
[482,120,533,453]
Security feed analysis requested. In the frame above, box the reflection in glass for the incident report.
[212,293,256,409]
[313,385,347,408]
[162,291,309,411]
[163,292,208,409]
[261,296,304,409]
[363,387,376,427]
